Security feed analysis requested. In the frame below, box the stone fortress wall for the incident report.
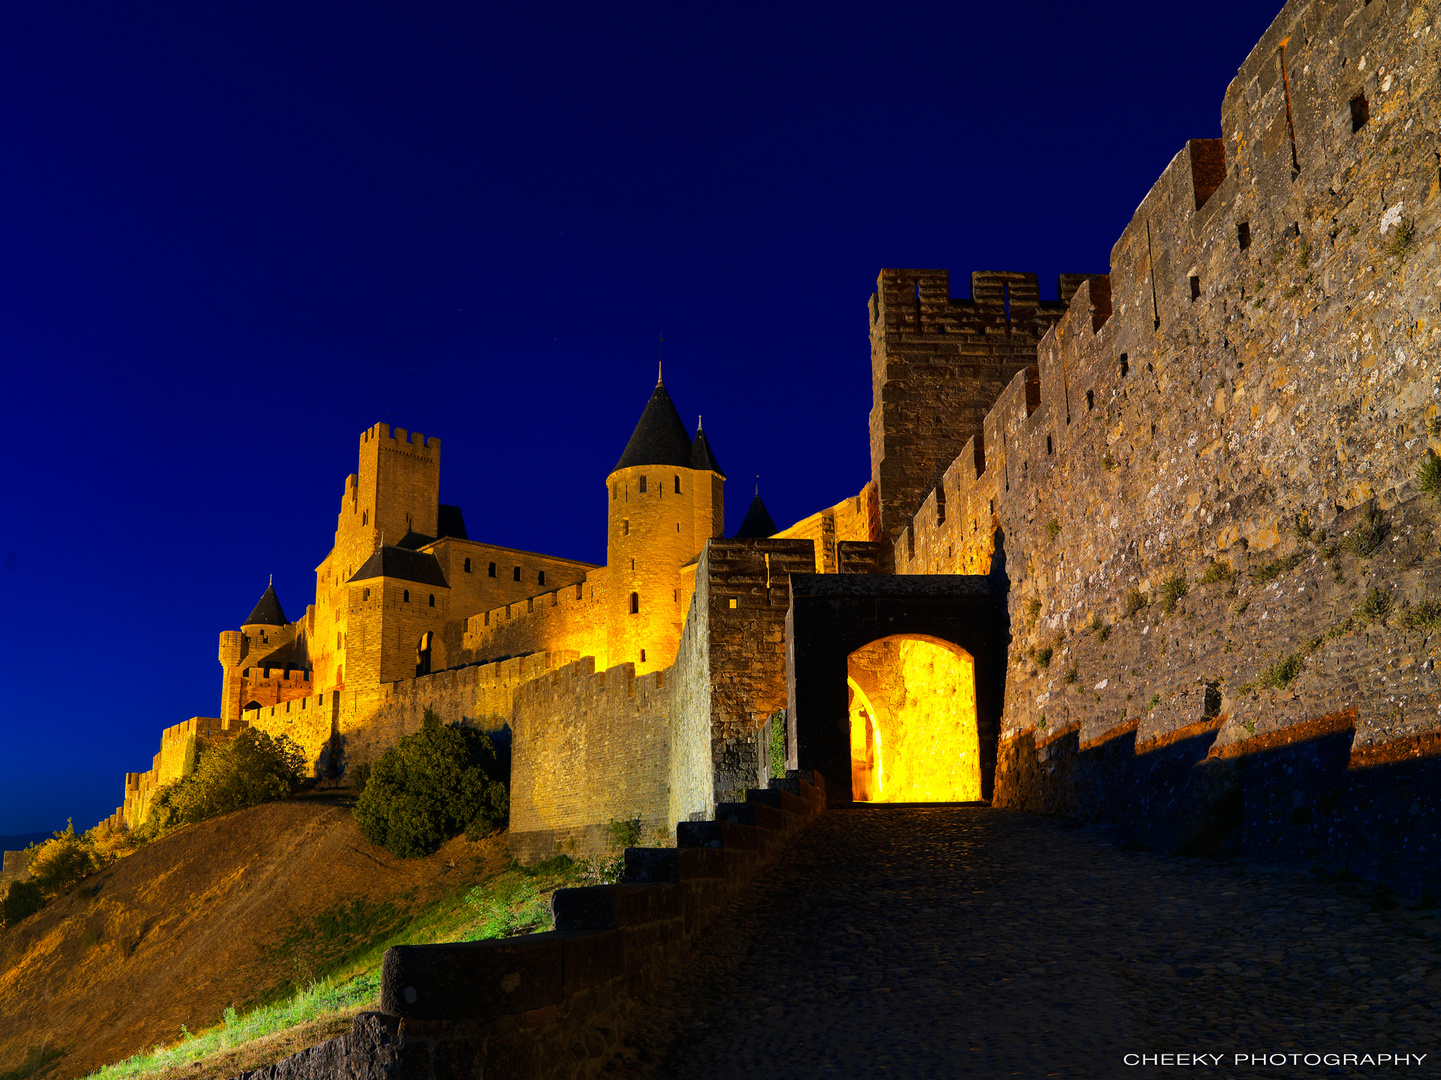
[886,0,1440,875]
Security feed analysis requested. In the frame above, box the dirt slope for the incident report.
[0,793,502,1080]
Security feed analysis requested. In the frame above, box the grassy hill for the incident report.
[0,792,580,1080]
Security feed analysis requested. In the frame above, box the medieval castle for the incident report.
[98,0,1439,886]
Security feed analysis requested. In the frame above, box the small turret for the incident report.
[690,416,724,477]
[734,484,778,539]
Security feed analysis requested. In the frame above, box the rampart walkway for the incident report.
[609,808,1438,1079]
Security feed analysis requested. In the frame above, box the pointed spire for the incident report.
[734,490,778,539]
[690,415,724,476]
[243,581,288,627]
[613,378,693,473]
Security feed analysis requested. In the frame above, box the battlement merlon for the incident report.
[361,422,441,455]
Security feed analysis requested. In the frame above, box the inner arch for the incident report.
[846,634,979,802]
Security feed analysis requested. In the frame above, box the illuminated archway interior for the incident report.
[847,635,979,802]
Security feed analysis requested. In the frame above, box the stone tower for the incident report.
[605,376,724,674]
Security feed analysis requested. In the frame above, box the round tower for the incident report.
[606,374,724,673]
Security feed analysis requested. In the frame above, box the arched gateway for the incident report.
[785,573,1009,805]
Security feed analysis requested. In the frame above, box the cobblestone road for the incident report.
[607,807,1439,1080]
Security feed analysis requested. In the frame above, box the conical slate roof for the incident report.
[734,494,778,539]
[243,583,288,627]
[613,381,693,474]
[690,418,725,477]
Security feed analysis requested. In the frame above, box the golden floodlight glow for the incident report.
[847,636,979,802]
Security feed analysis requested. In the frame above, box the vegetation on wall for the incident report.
[353,725,508,858]
[143,730,306,840]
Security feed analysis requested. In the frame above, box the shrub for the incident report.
[1259,653,1304,689]
[1063,665,1079,685]
[27,820,101,895]
[1024,596,1042,625]
[141,730,307,839]
[1418,452,1441,498]
[1158,573,1188,615]
[1252,551,1304,582]
[1200,561,1232,585]
[608,816,641,850]
[1123,588,1147,617]
[1399,600,1441,634]
[1292,513,1313,540]
[1385,216,1416,263]
[354,725,508,858]
[767,709,787,779]
[1044,517,1061,541]
[1034,645,1053,669]
[1341,504,1388,558]
[1356,587,1395,626]
[2,879,44,927]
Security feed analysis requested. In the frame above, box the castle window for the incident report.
[337,632,342,648]
[623,520,629,536]
[728,598,737,609]
[640,476,647,493]
[674,475,681,493]
[1119,353,1129,378]
[363,588,371,600]
[362,509,369,525]
[577,583,584,599]
[488,562,497,577]
[640,649,646,662]
[538,570,546,586]
[630,592,639,614]
[464,557,472,573]
[612,484,617,501]
[631,558,635,570]
[429,594,436,607]
[1046,435,1053,455]
[403,589,410,603]
[1189,275,1201,302]
[1350,92,1369,132]
[484,611,490,626]
[1086,390,1094,411]
[513,566,521,581]
[1237,221,1251,251]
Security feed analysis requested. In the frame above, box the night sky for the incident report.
[0,1,1281,835]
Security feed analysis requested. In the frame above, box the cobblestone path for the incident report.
[607,807,1439,1079]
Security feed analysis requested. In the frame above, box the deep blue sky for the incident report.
[0,1,1280,834]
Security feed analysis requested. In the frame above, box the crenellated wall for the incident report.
[887,0,1441,881]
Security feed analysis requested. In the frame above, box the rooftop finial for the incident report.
[268,573,273,587]
[658,333,664,384]
[697,414,702,430]
[755,475,760,496]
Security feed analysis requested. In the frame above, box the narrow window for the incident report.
[674,475,681,493]
[538,570,546,586]
[1237,221,1251,250]
[577,583,584,599]
[640,649,646,662]
[630,592,639,614]
[639,476,647,493]
[464,557,472,573]
[728,598,738,609]
[1189,275,1201,302]
[623,520,629,536]
[363,587,371,600]
[1086,390,1094,411]
[630,558,635,570]
[1350,92,1369,132]
[488,561,497,577]
[1119,353,1129,378]
[337,631,342,648]
[403,589,410,603]
[362,509,369,525]
[612,484,617,501]
[1046,435,1053,455]
[484,611,490,625]
[429,594,435,607]
[513,566,521,581]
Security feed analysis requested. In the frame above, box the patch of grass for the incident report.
[1123,588,1147,617]
[1417,452,1441,497]
[1024,596,1042,625]
[1428,416,1441,438]
[1296,241,1312,269]
[1034,645,1053,669]
[1356,586,1394,626]
[89,975,381,1080]
[1385,216,1416,263]
[1157,572,1188,615]
[1259,653,1304,689]
[1292,512,1313,540]
[459,878,551,941]
[1340,504,1388,558]
[1102,452,1117,470]
[1200,560,1232,585]
[1399,599,1441,634]
[1234,599,1250,616]
[1143,693,1161,714]
[607,816,642,850]
[1097,624,1111,643]
[1044,517,1061,541]
[1251,551,1305,582]
[1063,665,1079,685]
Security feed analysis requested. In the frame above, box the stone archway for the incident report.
[847,635,980,802]
[785,574,1008,805]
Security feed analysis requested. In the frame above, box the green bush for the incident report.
[1158,573,1188,615]
[1341,504,1388,558]
[142,730,306,838]
[607,816,641,850]
[768,710,787,779]
[353,725,508,858]
[1123,588,1147,617]
[2,879,44,928]
[27,820,101,895]
[1418,452,1441,498]
[1200,560,1232,586]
